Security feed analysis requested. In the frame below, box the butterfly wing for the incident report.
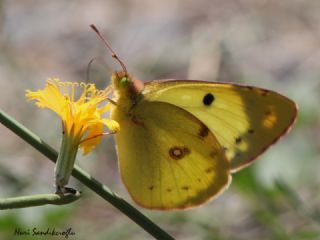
[143,80,298,172]
[112,101,230,210]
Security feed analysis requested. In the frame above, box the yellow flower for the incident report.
[26,78,119,190]
[26,78,119,155]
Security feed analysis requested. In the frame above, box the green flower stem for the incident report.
[0,109,174,240]
[0,192,81,210]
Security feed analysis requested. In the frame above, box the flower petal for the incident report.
[26,79,68,119]
[101,119,120,132]
[79,123,103,155]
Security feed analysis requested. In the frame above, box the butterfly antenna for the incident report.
[86,56,114,83]
[86,57,96,84]
[90,24,128,75]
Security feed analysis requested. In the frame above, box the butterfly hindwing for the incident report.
[112,101,231,210]
[143,80,297,171]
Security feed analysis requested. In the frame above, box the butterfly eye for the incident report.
[119,77,130,88]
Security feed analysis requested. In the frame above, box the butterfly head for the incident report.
[112,71,144,102]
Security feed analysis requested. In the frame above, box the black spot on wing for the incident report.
[205,167,214,173]
[169,146,190,160]
[183,147,191,155]
[203,93,215,106]
[235,137,242,144]
[265,109,272,116]
[198,123,210,138]
[235,152,242,157]
[248,129,255,134]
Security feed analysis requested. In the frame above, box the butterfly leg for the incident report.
[131,116,145,126]
[107,97,117,106]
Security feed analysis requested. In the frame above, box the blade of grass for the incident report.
[0,109,174,240]
[275,178,320,225]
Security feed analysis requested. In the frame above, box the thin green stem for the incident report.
[0,192,81,210]
[0,109,174,240]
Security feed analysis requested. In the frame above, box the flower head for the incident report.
[26,78,119,155]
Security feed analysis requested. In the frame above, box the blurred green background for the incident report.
[1,0,320,239]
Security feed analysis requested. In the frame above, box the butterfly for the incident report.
[91,25,298,210]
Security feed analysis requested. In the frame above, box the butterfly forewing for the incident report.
[144,80,297,171]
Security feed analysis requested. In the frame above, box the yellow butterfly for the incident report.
[91,25,298,210]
